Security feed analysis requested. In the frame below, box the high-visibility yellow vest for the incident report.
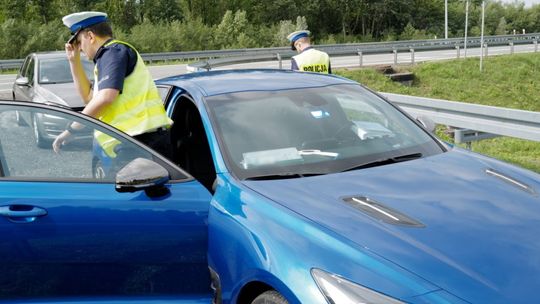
[93,39,173,157]
[293,48,330,74]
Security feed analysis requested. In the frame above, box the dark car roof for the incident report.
[156,69,357,97]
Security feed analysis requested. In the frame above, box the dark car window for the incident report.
[207,84,444,179]
[0,104,156,182]
[39,58,94,84]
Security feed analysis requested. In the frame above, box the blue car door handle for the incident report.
[0,205,48,223]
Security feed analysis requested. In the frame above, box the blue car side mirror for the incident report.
[115,158,170,198]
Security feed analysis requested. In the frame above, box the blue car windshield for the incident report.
[38,58,94,84]
[207,84,444,179]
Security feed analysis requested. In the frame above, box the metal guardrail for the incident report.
[187,33,540,71]
[0,59,24,71]
[2,33,540,72]
[381,92,540,143]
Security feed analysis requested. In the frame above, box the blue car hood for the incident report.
[244,148,540,303]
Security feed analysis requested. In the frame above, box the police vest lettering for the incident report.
[293,49,330,74]
[93,39,173,157]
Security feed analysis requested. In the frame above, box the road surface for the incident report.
[1,43,536,100]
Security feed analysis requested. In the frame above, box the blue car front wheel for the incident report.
[251,290,288,304]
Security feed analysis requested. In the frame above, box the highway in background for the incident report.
[1,43,536,99]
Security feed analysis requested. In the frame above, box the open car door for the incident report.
[0,101,213,303]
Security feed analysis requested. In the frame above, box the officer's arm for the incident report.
[70,60,93,103]
[81,88,118,118]
[65,43,93,103]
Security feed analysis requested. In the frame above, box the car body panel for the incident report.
[4,68,539,304]
[157,70,540,304]
[12,52,93,145]
[0,101,213,302]
[34,83,86,108]
[243,148,540,303]
[13,51,93,107]
[3,296,211,304]
[157,69,354,97]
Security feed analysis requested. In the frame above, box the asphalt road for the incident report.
[1,43,536,100]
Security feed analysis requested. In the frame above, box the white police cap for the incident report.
[62,11,108,34]
[287,30,310,43]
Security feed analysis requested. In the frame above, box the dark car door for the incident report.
[0,102,212,302]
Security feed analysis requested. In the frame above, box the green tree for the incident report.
[0,19,31,58]
[1,0,28,20]
[143,0,183,23]
[175,16,216,50]
[400,22,417,40]
[496,17,507,35]
[215,10,254,48]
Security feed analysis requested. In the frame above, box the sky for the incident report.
[499,0,539,7]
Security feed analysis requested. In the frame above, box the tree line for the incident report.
[0,0,538,59]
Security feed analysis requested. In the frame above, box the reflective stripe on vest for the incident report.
[293,49,330,74]
[93,39,173,157]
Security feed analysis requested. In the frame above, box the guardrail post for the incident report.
[393,49,398,65]
[410,48,415,65]
[484,43,488,57]
[277,53,282,69]
[358,51,363,67]
[456,45,460,59]
[510,42,514,54]
[535,40,538,52]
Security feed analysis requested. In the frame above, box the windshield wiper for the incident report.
[341,153,423,172]
[245,172,326,181]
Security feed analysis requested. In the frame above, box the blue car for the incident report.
[1,70,539,304]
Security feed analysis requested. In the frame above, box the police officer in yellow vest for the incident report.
[287,30,331,74]
[53,11,173,159]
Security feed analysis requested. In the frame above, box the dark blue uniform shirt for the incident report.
[93,39,137,93]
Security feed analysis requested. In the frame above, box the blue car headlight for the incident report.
[311,268,405,304]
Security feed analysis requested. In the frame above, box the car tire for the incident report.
[251,290,288,304]
[32,114,51,148]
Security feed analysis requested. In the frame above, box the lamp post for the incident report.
[480,0,486,72]
[445,0,448,39]
[464,0,469,57]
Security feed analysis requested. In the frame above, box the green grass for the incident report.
[335,53,540,173]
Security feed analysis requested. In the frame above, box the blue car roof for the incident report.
[156,69,357,97]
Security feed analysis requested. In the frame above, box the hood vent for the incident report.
[485,168,537,196]
[343,196,425,228]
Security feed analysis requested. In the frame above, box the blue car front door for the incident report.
[0,103,212,301]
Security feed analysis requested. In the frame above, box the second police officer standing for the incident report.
[287,30,332,74]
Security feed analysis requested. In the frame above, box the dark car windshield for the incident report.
[207,84,444,180]
[38,58,94,84]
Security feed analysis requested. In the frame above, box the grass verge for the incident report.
[335,53,540,173]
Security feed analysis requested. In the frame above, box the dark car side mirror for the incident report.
[115,158,170,198]
[15,77,30,87]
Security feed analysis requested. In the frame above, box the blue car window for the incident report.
[0,104,154,182]
[207,84,443,179]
